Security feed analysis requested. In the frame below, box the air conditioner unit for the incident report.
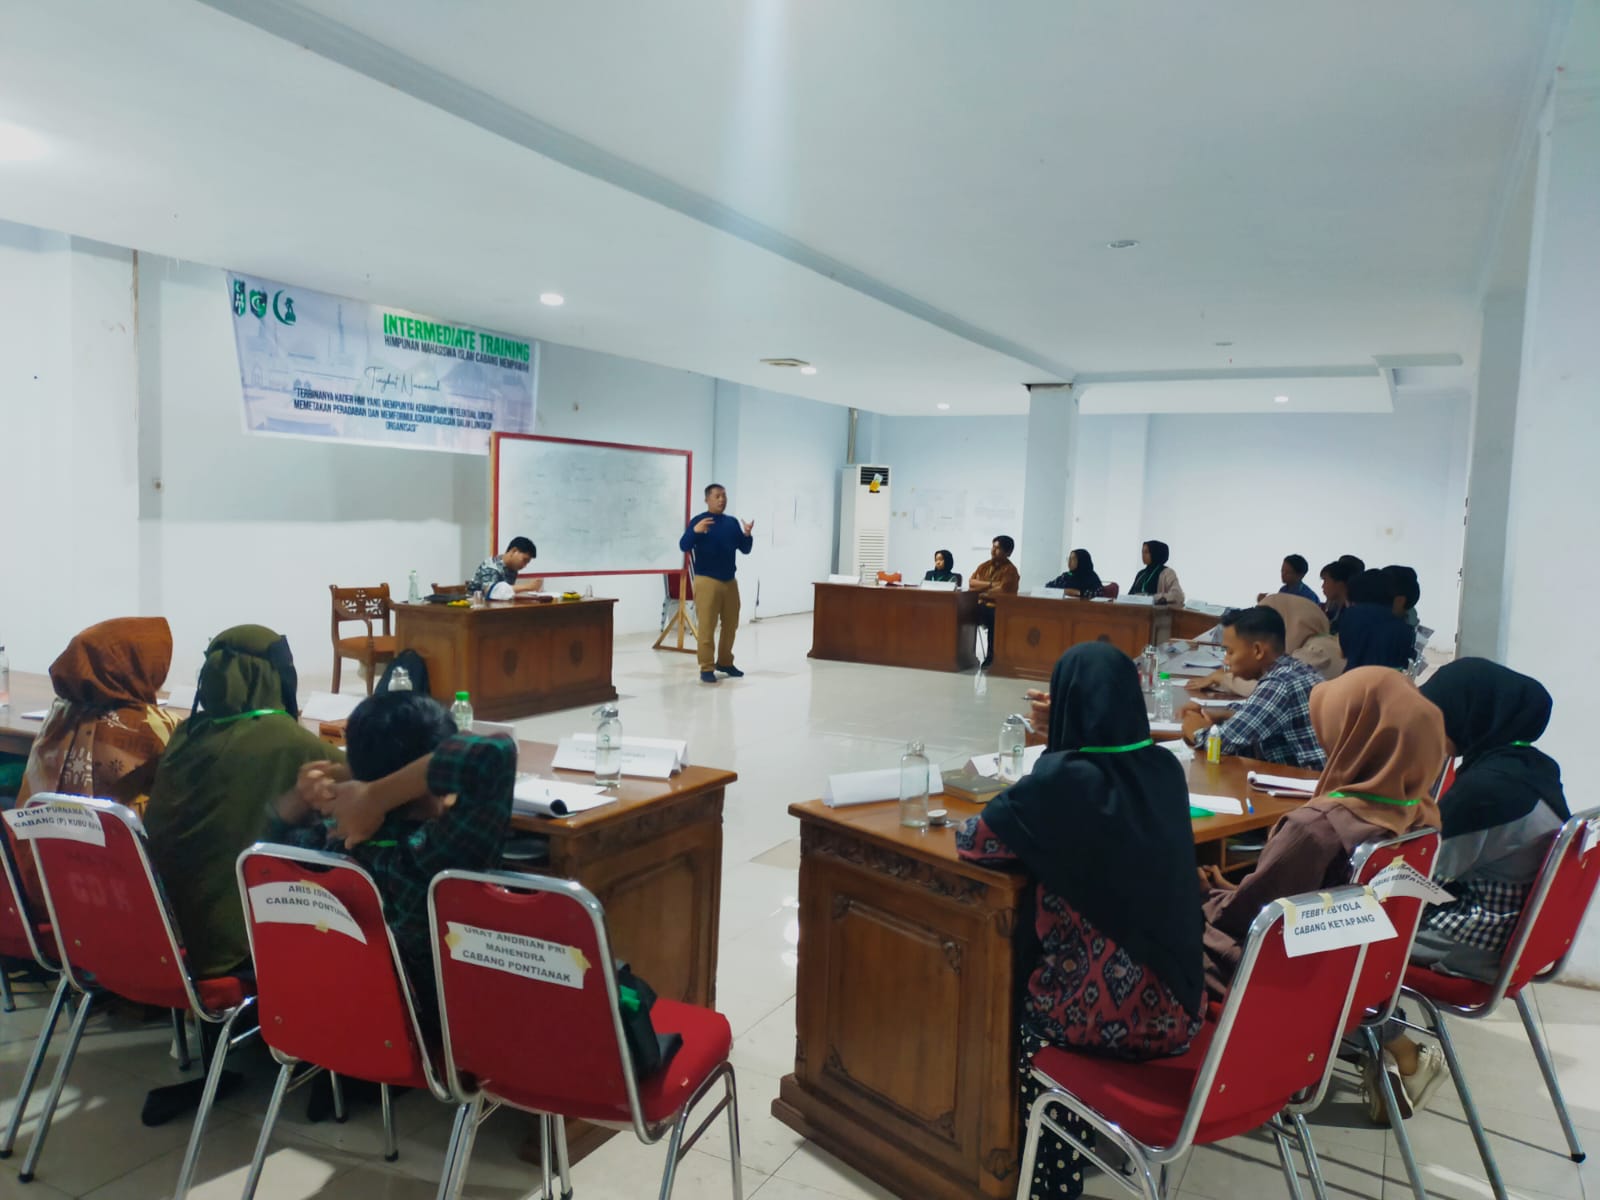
[836,465,891,575]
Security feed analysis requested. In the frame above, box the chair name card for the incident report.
[247,881,366,943]
[1368,860,1455,905]
[2,800,104,846]
[1281,891,1396,959]
[443,921,589,988]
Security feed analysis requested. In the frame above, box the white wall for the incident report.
[1071,398,1471,642]
[874,414,1029,582]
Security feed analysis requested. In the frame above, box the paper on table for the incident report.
[920,580,958,592]
[569,733,687,769]
[160,684,196,711]
[1030,587,1066,599]
[968,743,1047,779]
[1191,698,1239,710]
[827,574,863,585]
[824,763,944,808]
[1246,771,1317,796]
[1117,594,1155,605]
[552,737,679,779]
[1188,794,1245,816]
[299,692,363,723]
[19,710,49,721]
[512,776,615,818]
[1162,741,1194,762]
[1149,720,1184,734]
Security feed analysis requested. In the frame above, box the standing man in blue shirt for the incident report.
[679,483,754,683]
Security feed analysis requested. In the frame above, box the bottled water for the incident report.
[451,691,474,731]
[407,570,421,604]
[899,741,930,829]
[388,664,412,692]
[1155,673,1175,723]
[593,703,623,786]
[1140,645,1159,692]
[998,714,1029,782]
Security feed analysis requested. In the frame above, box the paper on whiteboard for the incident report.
[824,764,944,808]
[1188,794,1244,816]
[568,733,687,769]
[968,743,1047,779]
[512,776,615,818]
[1282,892,1396,958]
[551,737,678,779]
[248,881,366,943]
[1247,772,1318,796]
[2,802,105,846]
[1369,861,1455,905]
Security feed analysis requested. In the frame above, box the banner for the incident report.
[226,272,538,454]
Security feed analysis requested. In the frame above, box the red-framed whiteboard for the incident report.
[491,432,692,577]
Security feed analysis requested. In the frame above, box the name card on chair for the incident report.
[1281,892,1395,959]
[443,922,590,988]
[1369,861,1455,905]
[2,802,105,847]
[248,881,367,943]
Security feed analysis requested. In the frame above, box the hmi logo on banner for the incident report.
[232,279,297,325]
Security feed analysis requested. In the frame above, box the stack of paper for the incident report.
[823,763,944,808]
[1188,794,1245,816]
[968,743,1047,779]
[552,736,682,779]
[1246,772,1318,797]
[512,775,615,818]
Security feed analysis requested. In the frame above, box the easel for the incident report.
[653,558,698,654]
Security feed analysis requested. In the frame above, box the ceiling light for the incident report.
[1273,394,1290,404]
[1214,340,1233,347]
[538,293,564,307]
[1106,239,1140,250]
[799,365,817,376]
[936,403,951,410]
[0,121,46,162]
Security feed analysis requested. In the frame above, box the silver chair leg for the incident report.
[1515,990,1586,1162]
[172,1009,192,1071]
[0,962,15,1014]
[381,1083,398,1162]
[1418,996,1507,1200]
[330,1071,348,1123]
[438,1095,485,1200]
[18,989,96,1182]
[432,1103,471,1200]
[1291,1112,1329,1200]
[0,975,71,1158]
[554,1115,573,1200]
[1271,1125,1308,1200]
[239,1061,294,1200]
[1363,1026,1429,1200]
[723,1066,743,1200]
[172,1004,250,1200]
[656,1104,692,1200]
[540,1113,554,1200]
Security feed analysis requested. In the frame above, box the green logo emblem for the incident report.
[272,290,296,325]
[232,279,246,316]
[248,289,268,319]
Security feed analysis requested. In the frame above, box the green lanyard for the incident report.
[1078,739,1154,754]
[1510,741,1533,747]
[1328,790,1420,808]
[210,708,289,726]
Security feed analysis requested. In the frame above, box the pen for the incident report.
[1245,797,1255,814]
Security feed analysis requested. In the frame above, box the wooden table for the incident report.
[1,673,61,757]
[809,583,981,672]
[393,598,618,720]
[773,753,1316,1200]
[990,595,1222,680]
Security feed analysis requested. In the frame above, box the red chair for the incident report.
[1398,805,1600,1200]
[0,822,72,1160]
[1017,886,1372,1200]
[1285,828,1441,1200]
[428,869,742,1200]
[235,844,475,1198]
[17,794,257,1197]
[1101,581,1121,600]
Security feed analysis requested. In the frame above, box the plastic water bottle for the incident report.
[388,664,412,692]
[998,714,1029,782]
[408,570,421,604]
[451,691,474,731]
[0,645,9,713]
[1206,723,1223,765]
[1155,673,1175,723]
[899,741,930,829]
[593,703,623,786]
[1140,645,1159,692]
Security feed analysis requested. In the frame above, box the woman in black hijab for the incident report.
[958,643,1202,1199]
[924,549,961,585]
[1337,569,1416,670]
[1129,539,1185,604]
[1046,548,1102,597]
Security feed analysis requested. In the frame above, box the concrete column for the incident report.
[1018,384,1077,588]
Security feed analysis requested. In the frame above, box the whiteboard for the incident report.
[492,434,692,576]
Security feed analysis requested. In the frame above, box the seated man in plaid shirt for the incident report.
[1180,605,1327,769]
[269,692,516,1012]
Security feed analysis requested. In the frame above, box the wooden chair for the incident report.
[330,584,397,695]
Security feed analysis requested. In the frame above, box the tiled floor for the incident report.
[2,613,1595,1198]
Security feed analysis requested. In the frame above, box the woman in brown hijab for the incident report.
[1188,593,1345,696]
[11,617,179,904]
[1199,666,1445,996]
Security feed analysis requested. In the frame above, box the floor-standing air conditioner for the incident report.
[836,465,892,576]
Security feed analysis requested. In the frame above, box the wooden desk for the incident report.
[990,596,1221,680]
[809,584,980,672]
[393,599,618,720]
[774,754,1316,1200]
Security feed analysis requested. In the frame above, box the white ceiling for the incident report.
[0,0,1572,414]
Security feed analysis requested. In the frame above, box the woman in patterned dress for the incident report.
[958,642,1204,1199]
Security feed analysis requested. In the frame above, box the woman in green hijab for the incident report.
[145,625,342,977]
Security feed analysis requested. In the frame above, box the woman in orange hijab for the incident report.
[1199,667,1446,996]
[10,618,179,904]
